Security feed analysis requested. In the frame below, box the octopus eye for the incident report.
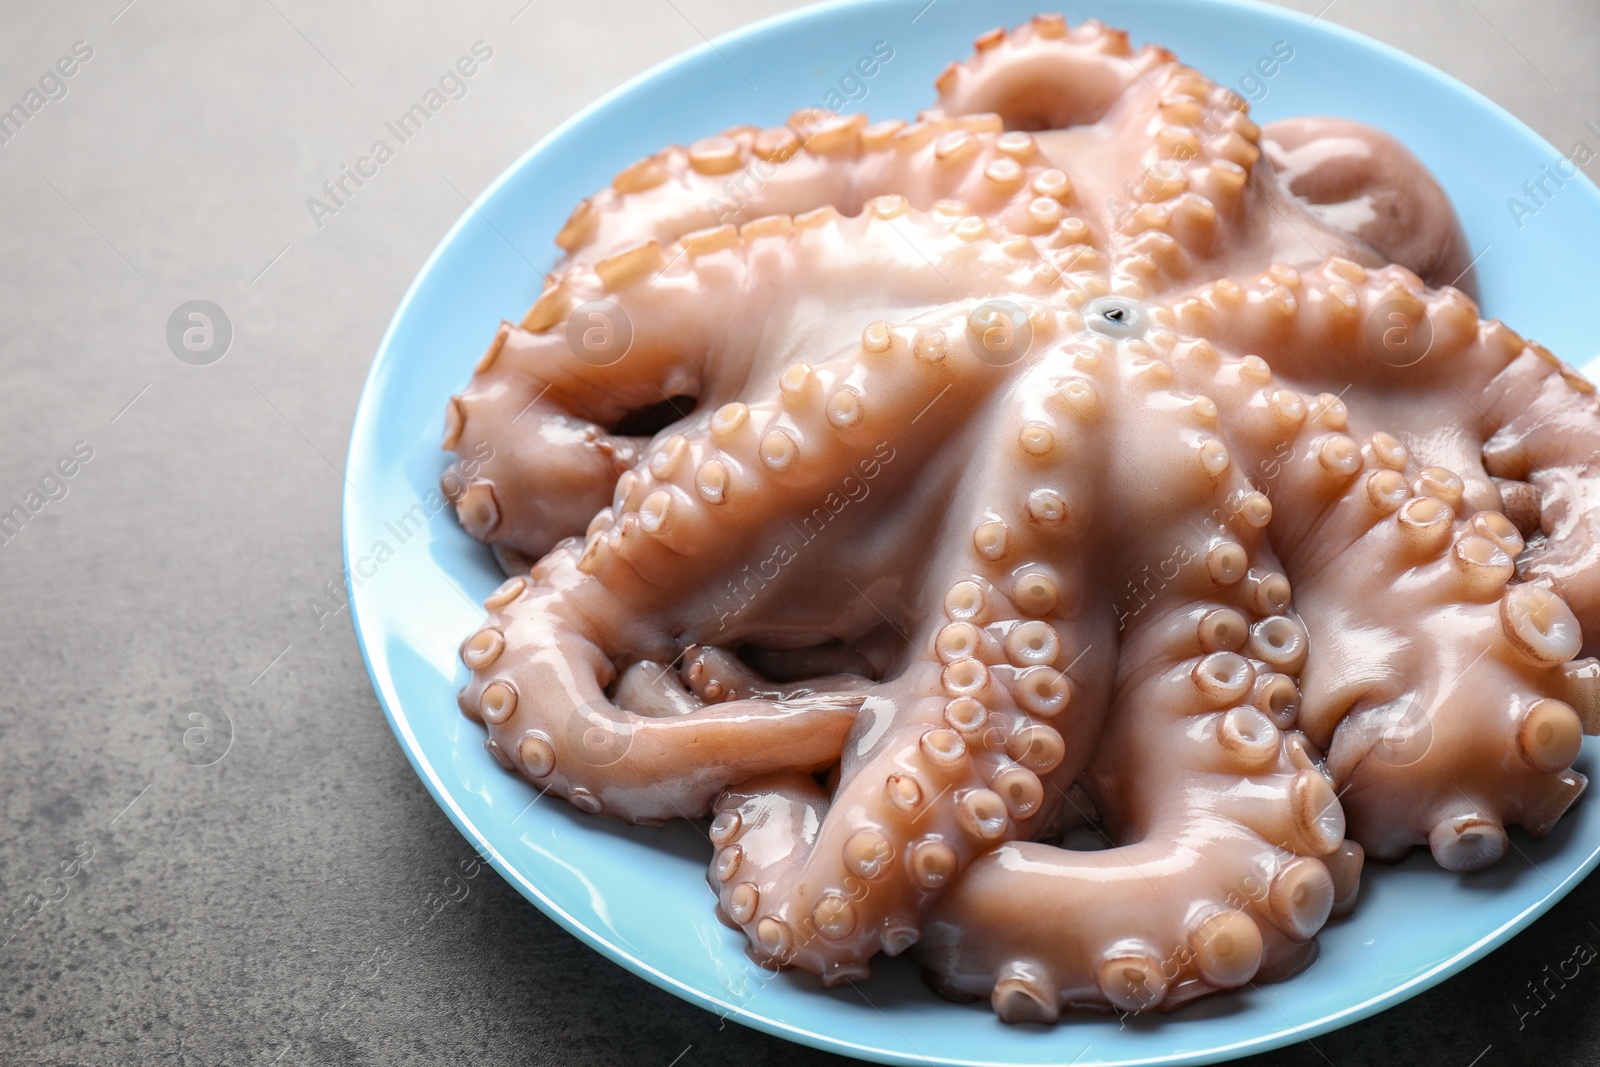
[1084,296,1147,338]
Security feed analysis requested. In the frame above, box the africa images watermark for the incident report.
[1105,39,1295,227]
[305,40,495,231]
[0,40,94,149]
[167,698,234,767]
[0,841,95,950]
[0,440,96,549]
[307,442,494,631]
[1512,935,1599,1029]
[708,440,897,630]
[268,848,491,1065]
[1506,117,1600,230]
[702,40,896,225]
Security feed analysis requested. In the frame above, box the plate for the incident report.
[344,1,1600,1063]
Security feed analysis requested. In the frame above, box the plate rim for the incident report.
[343,1,1600,1063]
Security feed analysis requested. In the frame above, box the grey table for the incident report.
[2,1,1596,1064]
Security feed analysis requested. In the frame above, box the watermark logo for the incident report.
[0,40,94,149]
[565,300,633,367]
[1365,694,1433,768]
[168,698,233,766]
[966,299,1033,367]
[1365,297,1433,368]
[562,699,634,768]
[0,440,94,549]
[166,300,232,366]
[1105,40,1295,225]
[702,41,894,227]
[1507,120,1600,231]
[307,41,495,231]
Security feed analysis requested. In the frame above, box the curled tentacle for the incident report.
[1263,116,1474,291]
[1169,257,1600,653]
[928,16,1379,298]
[1151,296,1591,867]
[445,320,650,559]
[921,830,1332,1020]
[1477,344,1600,651]
[459,552,862,822]
[927,15,1171,131]
[1294,483,1590,865]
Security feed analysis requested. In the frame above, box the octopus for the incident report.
[438,15,1600,1023]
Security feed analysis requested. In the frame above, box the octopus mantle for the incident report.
[440,15,1600,1023]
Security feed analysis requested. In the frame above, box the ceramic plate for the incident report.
[345,1,1600,1062]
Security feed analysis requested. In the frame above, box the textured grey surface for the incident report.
[1,1,1597,1064]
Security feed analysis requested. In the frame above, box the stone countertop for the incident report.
[2,1,1597,1064]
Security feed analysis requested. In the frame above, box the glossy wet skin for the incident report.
[1262,115,1474,290]
[440,13,1600,1023]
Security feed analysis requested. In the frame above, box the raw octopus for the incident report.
[440,14,1600,1022]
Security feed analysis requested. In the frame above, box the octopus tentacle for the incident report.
[574,316,1061,627]
[443,319,647,558]
[918,472,1338,1019]
[1172,258,1600,654]
[555,111,1089,265]
[1103,63,1268,297]
[1149,295,1590,867]
[927,15,1171,132]
[928,17,1217,298]
[459,550,862,822]
[1286,461,1589,865]
[928,17,1377,298]
[457,210,1105,825]
[680,643,874,703]
[710,598,1107,979]
[920,834,1330,1020]
[1262,117,1473,289]
[448,202,1078,560]
[1171,260,1493,511]
[707,374,1121,976]
[1476,344,1600,648]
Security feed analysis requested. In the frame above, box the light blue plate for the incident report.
[344,1,1600,1063]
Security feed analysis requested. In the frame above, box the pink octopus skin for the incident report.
[441,14,1600,1023]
